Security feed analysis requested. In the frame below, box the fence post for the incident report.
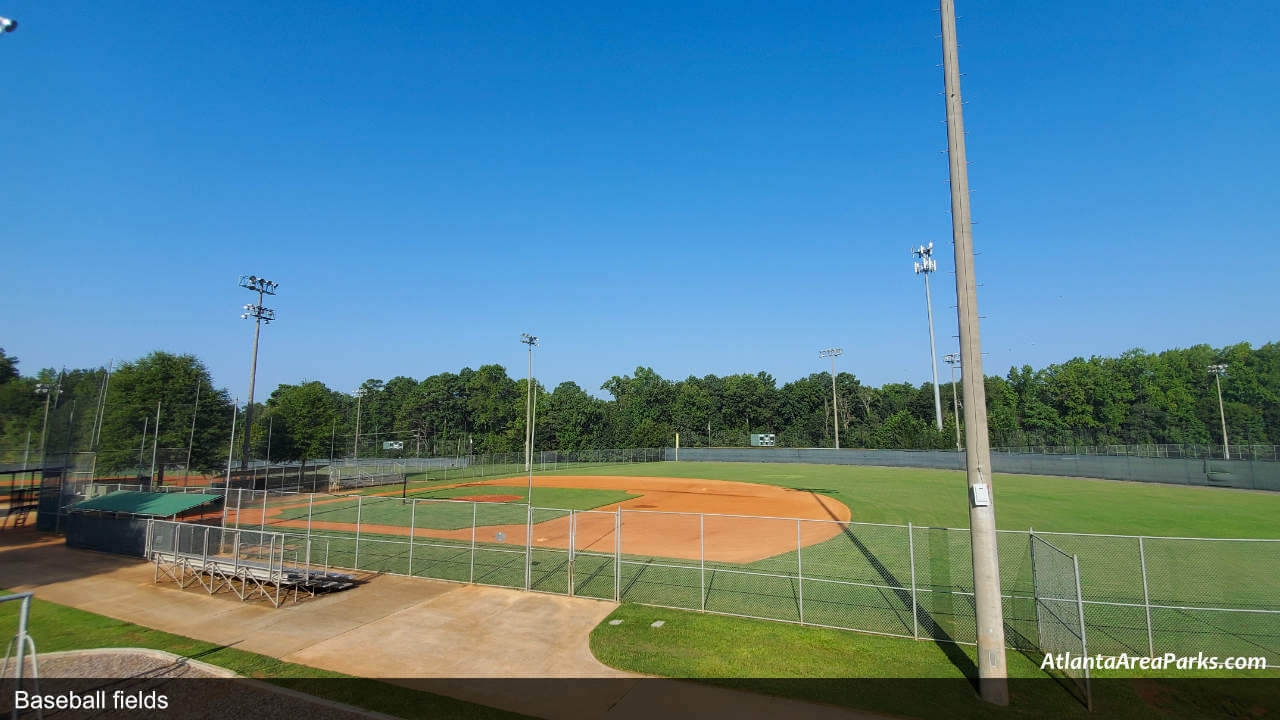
[908,521,918,640]
[524,504,533,590]
[354,494,362,569]
[568,510,575,596]
[470,502,477,584]
[1139,536,1154,657]
[1029,527,1041,647]
[408,499,416,577]
[260,489,268,531]
[614,509,621,602]
[796,519,804,625]
[700,513,706,612]
[1073,554,1093,712]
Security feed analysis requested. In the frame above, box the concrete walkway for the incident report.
[0,532,882,719]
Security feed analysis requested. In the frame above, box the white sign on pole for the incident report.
[383,441,403,450]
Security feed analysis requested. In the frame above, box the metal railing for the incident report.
[0,591,39,716]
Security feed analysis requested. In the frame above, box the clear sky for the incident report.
[3,1,1277,399]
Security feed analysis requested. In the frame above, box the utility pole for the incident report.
[913,243,945,431]
[1209,364,1230,459]
[945,353,962,450]
[820,348,844,449]
[238,275,278,469]
[940,0,1007,703]
[520,334,539,496]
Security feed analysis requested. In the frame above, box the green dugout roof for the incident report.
[69,491,221,517]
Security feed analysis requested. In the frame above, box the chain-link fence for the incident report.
[169,486,1279,666]
[668,447,1280,491]
[1030,534,1090,708]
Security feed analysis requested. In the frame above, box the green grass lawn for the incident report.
[533,461,1280,538]
[589,604,1280,720]
[0,590,526,719]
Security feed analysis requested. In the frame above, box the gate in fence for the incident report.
[1030,533,1091,709]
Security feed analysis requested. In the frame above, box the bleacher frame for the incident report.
[145,519,355,608]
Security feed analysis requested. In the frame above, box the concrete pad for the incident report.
[283,585,625,678]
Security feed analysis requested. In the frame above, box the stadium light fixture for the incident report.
[912,242,945,432]
[1208,364,1230,459]
[944,353,962,450]
[939,0,1008,703]
[520,333,540,491]
[819,348,843,449]
[34,383,52,470]
[238,275,278,469]
[0,16,16,34]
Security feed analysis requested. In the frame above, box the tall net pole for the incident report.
[939,0,1008,704]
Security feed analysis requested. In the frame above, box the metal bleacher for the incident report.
[145,519,357,607]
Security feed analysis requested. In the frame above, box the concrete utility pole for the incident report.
[939,0,1008,703]
[913,243,945,431]
[238,275,278,469]
[1208,364,1230,459]
[945,353,962,450]
[820,348,844,449]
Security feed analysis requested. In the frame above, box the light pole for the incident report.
[35,383,52,469]
[940,0,1008,703]
[520,334,539,499]
[238,275,278,469]
[1209,364,1230,460]
[913,243,945,431]
[819,348,843,449]
[944,353,962,450]
[354,388,366,463]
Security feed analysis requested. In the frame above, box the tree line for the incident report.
[0,341,1275,473]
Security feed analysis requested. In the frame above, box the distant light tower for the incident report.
[944,353,962,450]
[35,383,52,469]
[912,243,944,431]
[1208,364,1230,460]
[819,348,844,449]
[238,275,278,469]
[520,333,539,493]
[353,387,367,462]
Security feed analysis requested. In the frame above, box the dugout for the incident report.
[64,491,223,557]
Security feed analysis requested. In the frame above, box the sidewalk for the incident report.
[0,531,883,719]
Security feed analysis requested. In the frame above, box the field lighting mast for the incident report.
[944,353,962,450]
[238,275,278,470]
[819,348,843,449]
[939,0,1008,703]
[1208,364,1230,459]
[912,243,945,431]
[521,334,539,487]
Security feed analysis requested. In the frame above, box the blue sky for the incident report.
[3,1,1277,399]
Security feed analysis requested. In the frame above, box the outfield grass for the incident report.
[589,604,1279,720]
[534,461,1280,537]
[0,590,526,719]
